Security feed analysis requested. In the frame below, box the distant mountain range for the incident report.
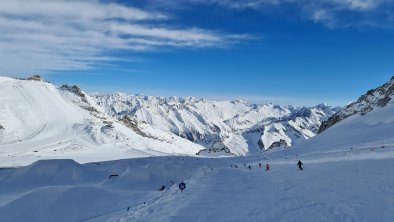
[90,93,339,155]
[0,75,392,166]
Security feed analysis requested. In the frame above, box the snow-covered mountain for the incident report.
[90,93,339,155]
[0,75,339,165]
[319,76,394,133]
[0,76,204,166]
[294,76,394,153]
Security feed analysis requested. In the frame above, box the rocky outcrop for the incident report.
[27,75,43,81]
[59,84,102,116]
[119,115,152,138]
[269,139,289,149]
[60,85,85,98]
[319,76,394,133]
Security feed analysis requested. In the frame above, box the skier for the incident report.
[259,163,262,168]
[179,181,186,192]
[248,165,251,170]
[297,160,303,170]
[159,185,165,191]
[266,163,270,171]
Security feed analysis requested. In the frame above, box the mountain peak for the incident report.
[91,92,337,154]
[318,76,394,133]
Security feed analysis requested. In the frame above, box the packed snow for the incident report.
[0,145,392,221]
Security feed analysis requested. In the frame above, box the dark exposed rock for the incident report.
[25,75,50,83]
[319,76,394,133]
[60,85,85,98]
[119,115,157,140]
[27,75,42,81]
[257,139,265,150]
[59,84,102,117]
[269,139,289,149]
[196,146,233,155]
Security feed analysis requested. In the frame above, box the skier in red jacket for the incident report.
[266,163,270,171]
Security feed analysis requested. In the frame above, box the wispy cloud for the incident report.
[162,0,394,29]
[0,0,247,75]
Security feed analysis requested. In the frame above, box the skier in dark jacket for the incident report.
[297,160,303,170]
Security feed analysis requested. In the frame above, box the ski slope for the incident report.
[0,147,392,222]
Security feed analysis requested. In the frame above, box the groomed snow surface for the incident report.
[0,147,393,222]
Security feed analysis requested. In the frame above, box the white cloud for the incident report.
[0,0,246,75]
[180,0,393,28]
[338,0,378,11]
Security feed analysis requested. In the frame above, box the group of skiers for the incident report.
[246,160,304,171]
[160,160,304,192]
[255,163,271,170]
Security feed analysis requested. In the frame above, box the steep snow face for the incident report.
[91,93,339,155]
[319,76,394,133]
[0,77,204,167]
[291,90,394,154]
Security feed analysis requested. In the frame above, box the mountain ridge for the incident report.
[318,76,394,133]
[90,92,340,155]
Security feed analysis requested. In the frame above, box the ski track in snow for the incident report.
[110,154,393,222]
[0,148,392,222]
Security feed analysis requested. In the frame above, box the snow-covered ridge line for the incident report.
[0,76,205,167]
[90,91,340,155]
[319,76,394,133]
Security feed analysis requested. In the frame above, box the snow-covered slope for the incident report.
[0,145,392,222]
[0,76,204,166]
[91,93,339,155]
[319,76,394,133]
[289,76,394,155]
[291,94,394,154]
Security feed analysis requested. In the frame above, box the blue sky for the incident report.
[1,0,393,106]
